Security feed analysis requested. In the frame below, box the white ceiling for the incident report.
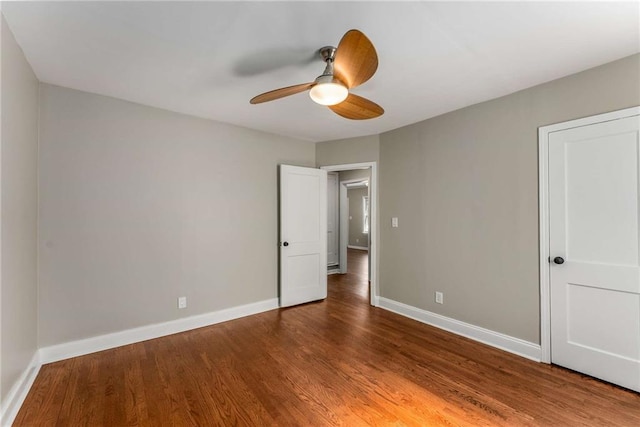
[3,1,639,142]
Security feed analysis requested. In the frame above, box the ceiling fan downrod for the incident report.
[318,46,337,77]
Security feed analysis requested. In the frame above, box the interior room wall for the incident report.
[347,187,369,248]
[38,84,315,347]
[338,169,370,182]
[379,53,640,344]
[0,14,39,405]
[316,134,379,167]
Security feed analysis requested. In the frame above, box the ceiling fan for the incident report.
[250,29,383,120]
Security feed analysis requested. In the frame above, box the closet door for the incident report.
[549,114,640,392]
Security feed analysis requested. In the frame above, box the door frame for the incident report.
[321,162,379,307]
[538,106,640,363]
[327,172,340,267]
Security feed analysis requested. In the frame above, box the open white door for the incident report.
[549,113,640,392]
[280,165,327,307]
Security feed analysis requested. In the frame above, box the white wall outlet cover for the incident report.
[178,296,187,309]
[392,217,399,227]
[435,292,444,304]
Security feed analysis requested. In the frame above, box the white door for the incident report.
[280,165,327,307]
[549,114,640,392]
[327,172,339,266]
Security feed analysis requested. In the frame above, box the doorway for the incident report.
[321,162,378,307]
[328,176,368,275]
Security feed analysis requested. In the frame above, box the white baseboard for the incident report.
[377,297,541,362]
[372,295,380,307]
[1,351,41,427]
[39,298,279,364]
[347,245,369,251]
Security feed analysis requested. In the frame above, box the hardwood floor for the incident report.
[15,249,640,426]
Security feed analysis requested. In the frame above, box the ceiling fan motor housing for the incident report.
[319,46,337,63]
[318,46,338,79]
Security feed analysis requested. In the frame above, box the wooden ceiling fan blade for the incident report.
[329,93,384,120]
[250,82,314,104]
[333,29,378,89]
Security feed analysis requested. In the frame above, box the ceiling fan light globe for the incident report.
[309,82,348,106]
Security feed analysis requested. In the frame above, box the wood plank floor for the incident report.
[15,249,640,426]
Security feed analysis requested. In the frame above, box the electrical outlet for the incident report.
[392,217,399,228]
[435,291,444,304]
[178,296,187,309]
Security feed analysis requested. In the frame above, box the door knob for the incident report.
[282,241,289,247]
[553,256,565,265]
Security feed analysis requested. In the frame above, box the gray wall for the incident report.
[0,15,39,403]
[348,187,369,248]
[338,169,370,182]
[38,84,315,347]
[316,135,379,167]
[379,54,640,344]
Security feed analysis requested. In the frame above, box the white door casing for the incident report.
[339,182,349,274]
[322,162,378,307]
[327,172,339,266]
[279,165,327,307]
[541,107,640,392]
